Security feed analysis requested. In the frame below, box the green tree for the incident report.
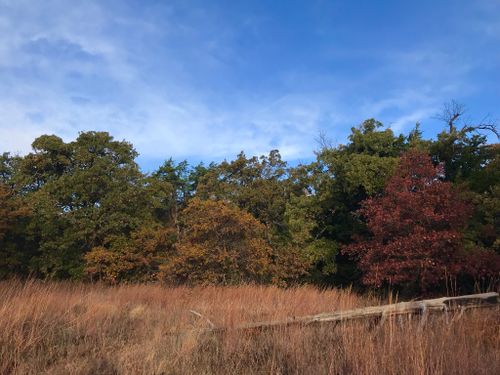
[463,144,500,254]
[294,119,409,284]
[197,150,290,231]
[152,159,209,225]
[16,135,72,191]
[196,151,311,281]
[430,101,498,182]
[17,132,155,278]
[0,183,32,278]
[429,101,499,260]
[0,152,22,186]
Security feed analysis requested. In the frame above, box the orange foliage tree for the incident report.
[84,226,176,283]
[161,198,292,284]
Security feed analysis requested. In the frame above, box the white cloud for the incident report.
[0,0,333,160]
[389,109,435,133]
[0,0,493,164]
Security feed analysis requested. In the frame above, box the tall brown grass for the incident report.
[0,280,498,374]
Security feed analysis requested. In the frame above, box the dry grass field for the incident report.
[0,280,499,375]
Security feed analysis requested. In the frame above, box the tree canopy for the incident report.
[343,150,478,293]
[0,108,498,295]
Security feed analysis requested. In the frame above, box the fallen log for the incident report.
[221,292,499,332]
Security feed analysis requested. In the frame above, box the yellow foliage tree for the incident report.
[84,226,176,283]
[160,198,276,284]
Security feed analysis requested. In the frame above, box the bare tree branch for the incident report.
[463,114,500,138]
[435,100,499,138]
[315,131,333,151]
[434,100,466,133]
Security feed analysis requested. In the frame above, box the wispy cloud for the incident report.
[0,0,497,167]
[0,0,336,160]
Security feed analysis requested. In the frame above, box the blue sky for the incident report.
[0,0,499,171]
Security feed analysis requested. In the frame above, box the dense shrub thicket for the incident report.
[1,112,499,294]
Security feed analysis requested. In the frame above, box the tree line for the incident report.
[1,105,499,294]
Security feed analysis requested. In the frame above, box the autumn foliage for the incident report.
[0,119,498,293]
[160,199,307,284]
[344,150,478,292]
[160,199,273,284]
[84,226,176,283]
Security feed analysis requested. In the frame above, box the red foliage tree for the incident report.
[343,150,473,292]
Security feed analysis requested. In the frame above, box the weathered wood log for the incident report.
[222,292,499,332]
